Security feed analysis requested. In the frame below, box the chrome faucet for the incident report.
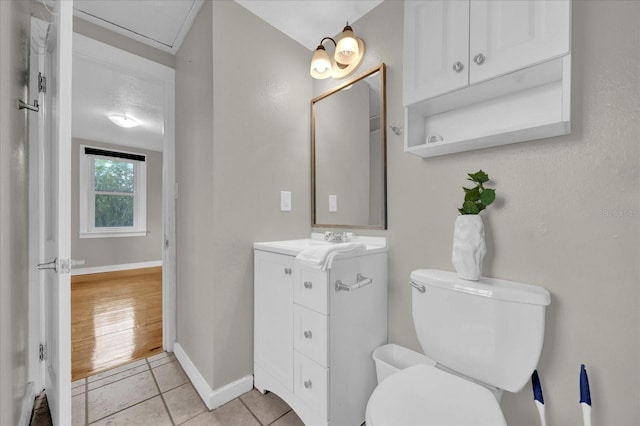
[323,231,354,243]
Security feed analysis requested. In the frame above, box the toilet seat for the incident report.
[366,364,507,426]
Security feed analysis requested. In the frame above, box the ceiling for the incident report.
[73,0,204,54]
[71,0,384,151]
[72,34,169,152]
[73,0,383,53]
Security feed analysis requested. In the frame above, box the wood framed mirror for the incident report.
[311,63,387,229]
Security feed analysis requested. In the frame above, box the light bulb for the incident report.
[310,45,332,79]
[314,62,329,73]
[335,25,360,65]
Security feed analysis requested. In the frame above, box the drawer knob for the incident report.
[473,53,486,65]
[303,330,313,339]
[284,267,292,275]
[304,380,312,389]
[303,281,313,289]
[452,61,464,72]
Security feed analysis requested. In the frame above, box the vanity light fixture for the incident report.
[107,113,140,128]
[310,22,365,80]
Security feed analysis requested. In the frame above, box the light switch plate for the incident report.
[329,194,337,212]
[280,191,292,211]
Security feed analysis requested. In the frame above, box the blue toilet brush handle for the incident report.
[531,370,547,426]
[580,364,592,426]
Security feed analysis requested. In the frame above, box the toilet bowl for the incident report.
[366,269,550,426]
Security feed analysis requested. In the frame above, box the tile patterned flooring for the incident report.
[72,352,304,426]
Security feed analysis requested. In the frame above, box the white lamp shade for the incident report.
[310,46,332,79]
[335,27,360,65]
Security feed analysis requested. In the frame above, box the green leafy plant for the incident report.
[458,170,496,215]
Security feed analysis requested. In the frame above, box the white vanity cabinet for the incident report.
[403,0,572,158]
[253,238,387,426]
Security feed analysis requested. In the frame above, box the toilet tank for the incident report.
[410,269,550,393]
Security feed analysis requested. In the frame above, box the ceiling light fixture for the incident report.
[310,22,365,80]
[107,113,140,128]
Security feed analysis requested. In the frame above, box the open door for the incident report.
[36,1,74,424]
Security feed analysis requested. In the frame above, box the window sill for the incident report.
[80,231,147,239]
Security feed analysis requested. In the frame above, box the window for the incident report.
[80,145,147,238]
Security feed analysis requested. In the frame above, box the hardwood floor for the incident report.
[71,266,163,381]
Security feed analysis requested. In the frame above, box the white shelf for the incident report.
[404,55,571,158]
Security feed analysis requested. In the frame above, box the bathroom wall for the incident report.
[70,138,163,268]
[175,0,215,387]
[340,1,639,425]
[175,0,638,423]
[175,0,311,391]
[0,0,32,424]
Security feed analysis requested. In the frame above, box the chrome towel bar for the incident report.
[335,273,372,292]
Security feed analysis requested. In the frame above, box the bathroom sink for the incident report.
[253,239,331,256]
[253,233,387,256]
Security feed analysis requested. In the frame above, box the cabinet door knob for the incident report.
[303,330,313,339]
[452,61,464,73]
[284,267,292,275]
[473,53,486,65]
[303,281,312,289]
[304,380,312,389]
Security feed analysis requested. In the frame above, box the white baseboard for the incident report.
[19,382,35,426]
[173,343,254,410]
[71,260,162,276]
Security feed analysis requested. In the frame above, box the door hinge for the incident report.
[39,343,47,362]
[38,72,46,93]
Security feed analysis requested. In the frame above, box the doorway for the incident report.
[27,21,176,420]
[68,33,176,379]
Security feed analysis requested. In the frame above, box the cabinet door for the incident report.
[403,0,469,105]
[469,0,571,84]
[254,251,294,391]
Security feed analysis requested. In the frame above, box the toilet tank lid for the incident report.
[411,269,550,306]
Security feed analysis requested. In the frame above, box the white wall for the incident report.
[0,0,32,424]
[71,138,163,268]
[175,0,311,391]
[347,1,639,425]
[175,0,216,387]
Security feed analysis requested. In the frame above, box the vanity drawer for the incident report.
[294,268,328,314]
[294,352,328,417]
[293,305,328,367]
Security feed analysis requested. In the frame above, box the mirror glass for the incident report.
[312,64,386,229]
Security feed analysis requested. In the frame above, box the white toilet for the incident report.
[366,269,551,426]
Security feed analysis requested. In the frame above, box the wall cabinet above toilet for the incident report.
[403,0,572,158]
[404,0,571,104]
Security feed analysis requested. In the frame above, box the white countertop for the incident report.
[254,233,387,257]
